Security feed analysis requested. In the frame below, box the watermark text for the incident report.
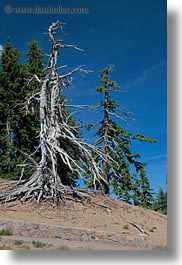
[4,5,89,15]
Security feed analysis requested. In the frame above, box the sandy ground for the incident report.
[0,235,144,250]
[0,181,167,250]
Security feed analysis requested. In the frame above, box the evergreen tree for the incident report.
[28,39,45,76]
[19,39,45,162]
[0,39,26,179]
[153,187,167,214]
[131,168,154,208]
[85,66,156,206]
[0,39,45,180]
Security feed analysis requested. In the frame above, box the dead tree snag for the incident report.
[0,21,108,206]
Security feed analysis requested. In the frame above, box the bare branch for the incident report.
[60,44,84,53]
[20,151,39,168]
[59,65,92,80]
[127,221,148,235]
[107,89,127,93]
[0,20,109,206]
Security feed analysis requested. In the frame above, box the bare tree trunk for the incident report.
[0,21,109,206]
[40,79,48,167]
[102,90,110,194]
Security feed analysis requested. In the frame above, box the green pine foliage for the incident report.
[0,39,44,180]
[23,39,45,162]
[153,187,167,214]
[27,39,45,76]
[85,66,156,207]
[130,168,155,208]
[0,39,26,179]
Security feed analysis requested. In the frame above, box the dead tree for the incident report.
[0,21,108,206]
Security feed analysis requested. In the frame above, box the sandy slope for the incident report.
[0,189,167,250]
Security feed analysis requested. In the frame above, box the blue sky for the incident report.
[0,0,167,193]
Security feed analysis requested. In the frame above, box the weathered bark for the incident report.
[0,21,108,206]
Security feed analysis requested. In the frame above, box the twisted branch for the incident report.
[0,20,109,206]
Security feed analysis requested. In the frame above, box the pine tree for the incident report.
[20,39,45,162]
[153,187,167,214]
[28,39,45,76]
[0,39,26,179]
[131,167,154,208]
[86,66,156,206]
[0,39,45,180]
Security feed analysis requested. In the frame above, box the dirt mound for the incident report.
[0,188,167,250]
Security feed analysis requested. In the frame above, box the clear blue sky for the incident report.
[0,0,167,193]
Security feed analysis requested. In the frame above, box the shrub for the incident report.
[14,240,24,246]
[32,240,47,248]
[0,229,12,236]
[57,245,70,250]
[123,224,129,230]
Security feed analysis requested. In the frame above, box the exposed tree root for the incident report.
[0,174,96,207]
[0,21,110,207]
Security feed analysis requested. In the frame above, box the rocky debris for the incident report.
[0,219,166,250]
